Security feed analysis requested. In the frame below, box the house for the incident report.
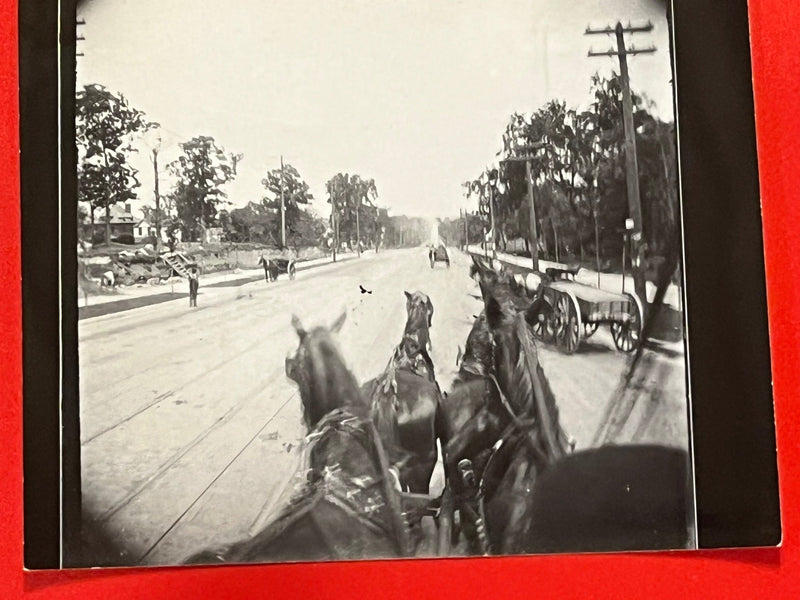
[83,203,136,242]
[134,218,156,242]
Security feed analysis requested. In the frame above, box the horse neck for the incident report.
[494,315,568,460]
[403,318,430,346]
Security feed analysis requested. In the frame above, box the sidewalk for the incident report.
[78,252,359,319]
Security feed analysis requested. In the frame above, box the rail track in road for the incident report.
[78,248,686,565]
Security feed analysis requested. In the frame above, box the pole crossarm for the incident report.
[499,142,549,164]
[499,156,537,164]
[585,21,653,35]
[588,45,655,58]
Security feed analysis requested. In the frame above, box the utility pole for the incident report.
[279,155,286,248]
[355,197,361,257]
[500,142,548,272]
[76,18,85,57]
[330,187,337,262]
[374,206,380,254]
[462,208,468,250]
[152,145,161,254]
[586,20,655,306]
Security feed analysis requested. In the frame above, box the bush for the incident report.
[111,234,135,245]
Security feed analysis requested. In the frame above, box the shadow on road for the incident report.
[78,292,188,320]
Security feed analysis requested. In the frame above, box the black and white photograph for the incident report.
[71,0,692,567]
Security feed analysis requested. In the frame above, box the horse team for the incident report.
[187,255,689,564]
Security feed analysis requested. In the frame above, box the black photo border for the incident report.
[20,0,780,569]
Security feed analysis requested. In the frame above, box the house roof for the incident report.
[97,204,136,224]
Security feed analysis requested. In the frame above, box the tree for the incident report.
[229,202,277,244]
[261,163,314,247]
[168,136,240,242]
[325,173,379,254]
[468,72,677,274]
[76,84,147,245]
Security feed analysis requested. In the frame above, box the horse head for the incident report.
[403,290,434,353]
[285,311,366,430]
[479,281,568,457]
[404,290,433,329]
[457,312,493,379]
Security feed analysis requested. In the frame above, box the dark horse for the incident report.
[437,272,572,554]
[185,313,418,564]
[361,291,441,494]
[447,258,689,555]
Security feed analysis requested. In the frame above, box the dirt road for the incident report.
[78,247,688,565]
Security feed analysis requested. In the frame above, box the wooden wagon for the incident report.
[533,267,644,354]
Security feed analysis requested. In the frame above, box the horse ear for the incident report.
[330,310,347,333]
[291,314,306,339]
[404,290,412,301]
[456,345,463,366]
[425,297,434,326]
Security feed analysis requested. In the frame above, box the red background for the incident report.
[3,1,799,597]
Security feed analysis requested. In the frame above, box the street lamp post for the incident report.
[144,124,163,254]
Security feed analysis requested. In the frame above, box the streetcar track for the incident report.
[81,330,274,422]
[79,259,383,400]
[82,274,377,445]
[136,393,296,565]
[94,375,287,525]
[82,250,454,562]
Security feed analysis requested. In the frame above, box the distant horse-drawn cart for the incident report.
[258,256,297,282]
[429,244,450,268]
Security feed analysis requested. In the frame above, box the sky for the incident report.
[76,0,674,221]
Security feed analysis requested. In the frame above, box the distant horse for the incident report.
[185,314,418,564]
[361,291,441,494]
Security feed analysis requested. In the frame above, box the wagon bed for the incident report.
[537,278,643,354]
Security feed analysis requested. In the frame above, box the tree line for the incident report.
[76,83,424,252]
[452,73,678,273]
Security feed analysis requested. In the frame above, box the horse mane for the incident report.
[478,279,570,461]
[510,314,569,459]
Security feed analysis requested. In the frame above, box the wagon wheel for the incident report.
[429,254,435,269]
[531,300,555,343]
[610,292,644,352]
[288,262,296,280]
[553,291,582,354]
[583,322,599,338]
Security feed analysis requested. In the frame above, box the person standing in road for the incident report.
[188,266,199,307]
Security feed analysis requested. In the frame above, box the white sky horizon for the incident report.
[76,0,675,222]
